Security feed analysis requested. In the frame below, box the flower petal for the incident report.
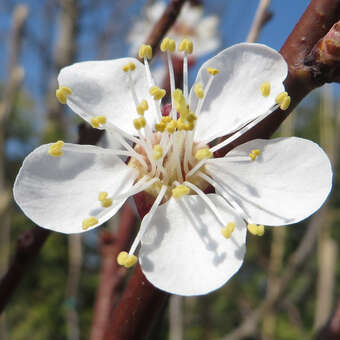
[13,143,137,233]
[139,194,247,296]
[58,58,157,136]
[206,137,333,226]
[189,43,287,143]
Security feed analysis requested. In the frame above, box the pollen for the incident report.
[221,222,236,238]
[194,83,204,99]
[153,144,163,160]
[155,122,166,132]
[195,147,212,160]
[91,115,107,128]
[275,91,288,104]
[82,216,98,230]
[138,44,152,59]
[260,82,271,97]
[149,86,166,100]
[172,185,190,199]
[249,149,261,161]
[56,86,72,104]
[207,67,219,76]
[98,191,112,208]
[280,95,291,110]
[178,38,193,54]
[166,119,177,133]
[137,100,149,115]
[117,251,138,268]
[247,223,265,236]
[122,62,136,72]
[133,116,146,130]
[48,140,65,157]
[160,37,176,52]
[173,89,189,117]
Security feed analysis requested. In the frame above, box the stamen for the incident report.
[207,67,219,76]
[247,224,265,236]
[172,184,190,199]
[133,116,146,130]
[194,83,204,99]
[48,140,64,157]
[82,216,98,230]
[149,86,166,100]
[195,147,212,161]
[117,251,137,268]
[221,222,236,238]
[275,91,291,110]
[260,82,271,97]
[136,100,149,115]
[98,191,113,208]
[153,144,163,160]
[91,115,107,128]
[56,86,72,104]
[138,44,152,60]
[249,149,261,161]
[128,185,168,256]
[178,39,193,99]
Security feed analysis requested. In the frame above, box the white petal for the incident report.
[58,58,157,136]
[139,194,247,296]
[13,143,137,234]
[206,137,333,226]
[189,43,288,143]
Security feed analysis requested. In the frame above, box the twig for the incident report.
[246,0,272,43]
[90,202,137,340]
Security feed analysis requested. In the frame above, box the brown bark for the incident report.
[90,203,137,340]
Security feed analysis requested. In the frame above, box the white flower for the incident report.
[13,42,332,296]
[128,1,220,57]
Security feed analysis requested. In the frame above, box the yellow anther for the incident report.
[221,222,236,239]
[275,91,288,104]
[247,224,265,236]
[137,100,149,115]
[101,198,113,208]
[48,140,65,157]
[133,116,146,130]
[186,112,197,122]
[138,44,152,59]
[124,254,138,268]
[195,147,212,160]
[117,251,128,266]
[149,86,166,100]
[183,122,194,131]
[98,191,108,201]
[166,119,177,133]
[176,118,185,131]
[82,216,98,230]
[153,144,163,160]
[155,122,166,132]
[160,37,176,52]
[207,67,219,76]
[122,62,136,72]
[173,89,189,117]
[260,82,271,97]
[178,39,193,54]
[56,86,72,104]
[172,185,190,199]
[280,95,291,110]
[194,83,204,99]
[249,149,261,161]
[161,116,171,123]
[91,115,107,128]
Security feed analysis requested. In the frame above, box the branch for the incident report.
[90,203,137,340]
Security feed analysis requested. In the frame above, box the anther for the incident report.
[149,86,166,100]
[173,89,189,117]
[82,216,98,230]
[249,149,261,161]
[195,147,212,160]
[138,44,152,59]
[56,86,72,104]
[260,82,271,97]
[160,37,176,52]
[275,91,288,105]
[172,185,190,199]
[122,62,136,72]
[133,116,146,130]
[166,119,177,133]
[98,191,112,208]
[117,251,138,268]
[155,122,166,132]
[207,67,219,76]
[153,144,163,160]
[247,224,265,236]
[178,39,193,54]
[91,115,107,128]
[194,83,204,99]
[221,222,236,238]
[137,100,149,115]
[280,95,291,110]
[48,140,65,157]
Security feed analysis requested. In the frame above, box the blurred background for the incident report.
[0,0,339,339]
